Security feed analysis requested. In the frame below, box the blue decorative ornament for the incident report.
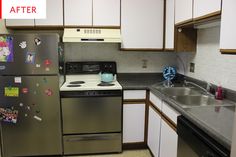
[163,66,176,81]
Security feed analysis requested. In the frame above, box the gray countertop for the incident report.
[118,73,235,150]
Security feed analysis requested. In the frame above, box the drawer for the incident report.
[63,133,122,155]
[123,90,146,100]
[162,102,180,125]
[149,92,162,110]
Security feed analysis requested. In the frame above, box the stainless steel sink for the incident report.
[156,87,201,96]
[172,95,229,108]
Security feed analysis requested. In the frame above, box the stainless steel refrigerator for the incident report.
[0,34,62,157]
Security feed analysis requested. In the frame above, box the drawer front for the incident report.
[63,133,122,155]
[123,90,146,100]
[149,92,162,110]
[162,102,180,125]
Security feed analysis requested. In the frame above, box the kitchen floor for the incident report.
[67,149,152,157]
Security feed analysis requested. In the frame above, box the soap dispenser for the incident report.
[215,85,223,100]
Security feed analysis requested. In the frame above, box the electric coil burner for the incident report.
[60,62,122,156]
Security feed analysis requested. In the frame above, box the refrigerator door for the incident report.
[0,76,62,157]
[0,34,59,75]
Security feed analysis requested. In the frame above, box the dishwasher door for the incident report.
[177,116,230,157]
[61,96,122,134]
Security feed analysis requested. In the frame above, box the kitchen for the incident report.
[0,0,236,157]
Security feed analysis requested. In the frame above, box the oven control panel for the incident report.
[60,90,122,98]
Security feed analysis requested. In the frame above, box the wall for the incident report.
[177,26,236,91]
[0,20,9,34]
[65,43,177,73]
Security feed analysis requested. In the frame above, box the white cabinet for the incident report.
[123,104,146,143]
[93,0,120,27]
[123,90,146,100]
[35,0,63,26]
[165,0,175,50]
[159,120,178,157]
[220,0,236,52]
[148,106,161,157]
[162,102,180,125]
[193,0,221,19]
[6,20,35,27]
[175,0,193,24]
[121,0,164,49]
[64,0,93,26]
[149,92,162,111]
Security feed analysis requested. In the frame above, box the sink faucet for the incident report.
[184,80,214,96]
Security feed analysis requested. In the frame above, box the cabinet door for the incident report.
[64,0,92,26]
[148,106,161,157]
[220,0,236,53]
[35,0,63,26]
[159,120,178,157]
[5,20,34,27]
[193,0,221,19]
[165,0,175,50]
[93,0,120,27]
[121,0,164,49]
[123,104,145,143]
[175,0,193,24]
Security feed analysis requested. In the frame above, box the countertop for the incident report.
[118,73,235,150]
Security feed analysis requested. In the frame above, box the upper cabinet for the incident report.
[64,0,120,27]
[193,0,221,20]
[6,20,35,27]
[121,0,164,50]
[220,0,236,53]
[35,0,63,26]
[175,0,193,25]
[64,0,93,26]
[165,0,175,50]
[93,0,120,27]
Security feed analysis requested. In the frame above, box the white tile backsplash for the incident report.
[177,26,236,91]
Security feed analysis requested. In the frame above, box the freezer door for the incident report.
[0,76,62,157]
[0,34,59,75]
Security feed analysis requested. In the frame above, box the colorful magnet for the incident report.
[19,41,27,49]
[22,88,29,94]
[4,87,19,97]
[0,108,18,124]
[44,59,52,66]
[0,65,6,70]
[19,103,24,107]
[25,52,36,64]
[45,67,50,71]
[34,38,41,46]
[34,115,42,122]
[14,77,22,84]
[45,89,53,96]
[0,36,14,63]
[36,64,41,68]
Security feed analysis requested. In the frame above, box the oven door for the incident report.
[61,96,122,134]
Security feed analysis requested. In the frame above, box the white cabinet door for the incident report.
[123,90,146,100]
[220,0,236,51]
[123,104,145,143]
[175,0,193,24]
[5,20,34,27]
[35,0,63,26]
[121,0,164,49]
[149,92,162,111]
[148,106,161,157]
[193,0,221,19]
[165,0,175,49]
[64,0,92,26]
[93,0,120,27]
[159,120,178,157]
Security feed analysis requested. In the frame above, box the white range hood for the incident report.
[63,28,122,43]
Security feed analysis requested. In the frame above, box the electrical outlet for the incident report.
[142,59,148,68]
[190,63,195,73]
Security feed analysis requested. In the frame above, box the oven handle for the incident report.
[66,135,116,142]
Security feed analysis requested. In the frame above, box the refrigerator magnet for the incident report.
[45,67,50,71]
[45,89,53,96]
[0,36,14,63]
[0,65,6,70]
[36,64,41,68]
[34,38,41,46]
[36,83,40,87]
[14,77,22,84]
[22,88,29,94]
[4,87,19,97]
[19,41,27,49]
[19,103,24,107]
[34,115,42,122]
[25,52,36,64]
[44,59,52,66]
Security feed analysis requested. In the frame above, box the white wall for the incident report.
[64,43,177,73]
[0,20,9,34]
[177,26,236,91]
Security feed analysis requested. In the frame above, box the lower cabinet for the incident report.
[159,120,178,157]
[123,103,146,143]
[148,106,161,157]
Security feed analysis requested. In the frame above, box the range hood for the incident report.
[63,28,122,43]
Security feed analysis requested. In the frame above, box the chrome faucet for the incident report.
[184,80,214,96]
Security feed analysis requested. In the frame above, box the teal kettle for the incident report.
[100,72,115,83]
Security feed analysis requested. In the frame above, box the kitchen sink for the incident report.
[156,87,201,96]
[172,95,233,108]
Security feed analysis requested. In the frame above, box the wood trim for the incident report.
[164,48,175,52]
[162,112,177,132]
[144,91,150,145]
[64,25,120,29]
[193,11,221,22]
[163,0,166,50]
[149,102,162,116]
[220,49,236,54]
[148,147,155,157]
[123,99,146,104]
[6,26,64,30]
[122,142,147,150]
[175,19,193,27]
[120,48,164,52]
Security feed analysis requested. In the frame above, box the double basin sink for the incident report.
[155,86,235,108]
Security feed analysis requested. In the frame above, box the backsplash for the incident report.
[177,26,236,91]
[64,43,177,73]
